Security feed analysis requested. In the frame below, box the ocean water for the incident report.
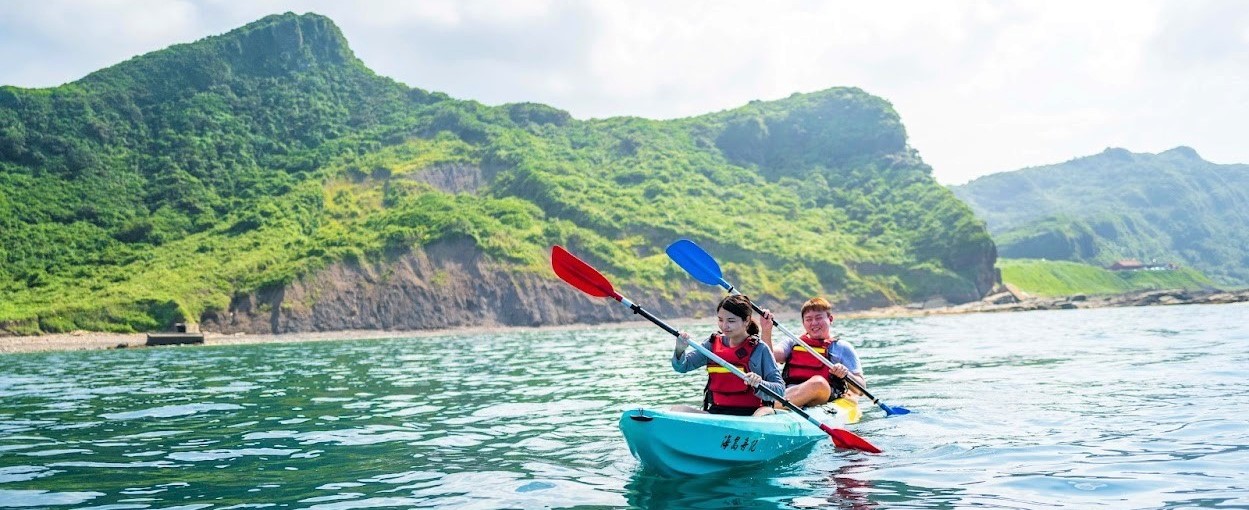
[1,302,1247,509]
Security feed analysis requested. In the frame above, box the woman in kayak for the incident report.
[761,297,865,408]
[670,294,785,416]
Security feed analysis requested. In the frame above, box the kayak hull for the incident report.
[618,401,855,477]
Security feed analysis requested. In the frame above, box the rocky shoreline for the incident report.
[4,288,1246,354]
[842,287,1249,318]
[0,322,649,355]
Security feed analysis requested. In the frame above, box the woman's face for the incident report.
[717,308,747,337]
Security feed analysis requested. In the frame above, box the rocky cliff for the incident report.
[2,13,998,336]
[201,238,708,334]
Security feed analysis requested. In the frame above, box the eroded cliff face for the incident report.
[966,241,1001,302]
[200,238,705,334]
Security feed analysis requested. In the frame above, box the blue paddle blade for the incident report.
[665,239,724,286]
[882,404,912,416]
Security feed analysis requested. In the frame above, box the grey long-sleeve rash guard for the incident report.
[671,334,785,402]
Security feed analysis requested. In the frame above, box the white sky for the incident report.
[2,0,1246,184]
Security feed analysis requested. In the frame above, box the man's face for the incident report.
[802,310,832,339]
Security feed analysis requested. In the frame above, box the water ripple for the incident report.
[0,303,1246,508]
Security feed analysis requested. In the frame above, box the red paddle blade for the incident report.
[551,246,619,300]
[821,424,882,454]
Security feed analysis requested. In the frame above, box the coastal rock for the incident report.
[199,238,710,335]
[845,287,1249,319]
[983,291,1019,305]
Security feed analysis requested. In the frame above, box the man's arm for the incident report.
[845,371,866,393]
[840,341,866,393]
[770,337,790,365]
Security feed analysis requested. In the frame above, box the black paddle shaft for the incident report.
[627,303,679,336]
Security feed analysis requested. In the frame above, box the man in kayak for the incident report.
[761,297,865,408]
[670,294,786,417]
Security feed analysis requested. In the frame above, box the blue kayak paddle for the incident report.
[665,238,912,417]
[551,245,881,453]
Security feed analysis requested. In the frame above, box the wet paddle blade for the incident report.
[665,239,724,286]
[821,424,882,453]
[551,246,617,299]
[881,403,912,416]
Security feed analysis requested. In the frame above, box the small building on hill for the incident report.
[1108,259,1178,271]
[1109,259,1144,271]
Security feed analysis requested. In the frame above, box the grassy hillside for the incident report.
[951,147,1249,286]
[0,13,995,335]
[999,259,1215,297]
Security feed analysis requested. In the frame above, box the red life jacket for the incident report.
[704,334,764,410]
[783,333,832,385]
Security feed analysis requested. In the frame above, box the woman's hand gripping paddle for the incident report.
[665,238,912,417]
[551,245,881,453]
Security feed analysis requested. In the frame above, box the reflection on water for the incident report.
[626,471,805,510]
[823,461,879,510]
[0,303,1247,508]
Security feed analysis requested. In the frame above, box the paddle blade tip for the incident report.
[664,239,725,286]
[823,425,882,453]
[883,405,912,416]
[550,245,572,266]
[550,245,617,299]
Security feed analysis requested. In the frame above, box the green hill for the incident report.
[951,147,1249,286]
[0,13,995,335]
[999,258,1214,297]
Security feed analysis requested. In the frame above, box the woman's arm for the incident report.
[749,346,786,400]
[671,334,711,373]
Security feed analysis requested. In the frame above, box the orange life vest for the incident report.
[783,333,832,385]
[704,333,764,410]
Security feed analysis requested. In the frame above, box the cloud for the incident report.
[331,1,598,105]
[0,1,192,86]
[1151,0,1249,70]
[2,0,1247,184]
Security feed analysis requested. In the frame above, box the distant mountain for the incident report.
[0,13,995,335]
[951,147,1249,286]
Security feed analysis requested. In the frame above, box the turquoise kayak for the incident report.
[619,399,860,476]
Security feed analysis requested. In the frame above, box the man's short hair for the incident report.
[800,297,833,317]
